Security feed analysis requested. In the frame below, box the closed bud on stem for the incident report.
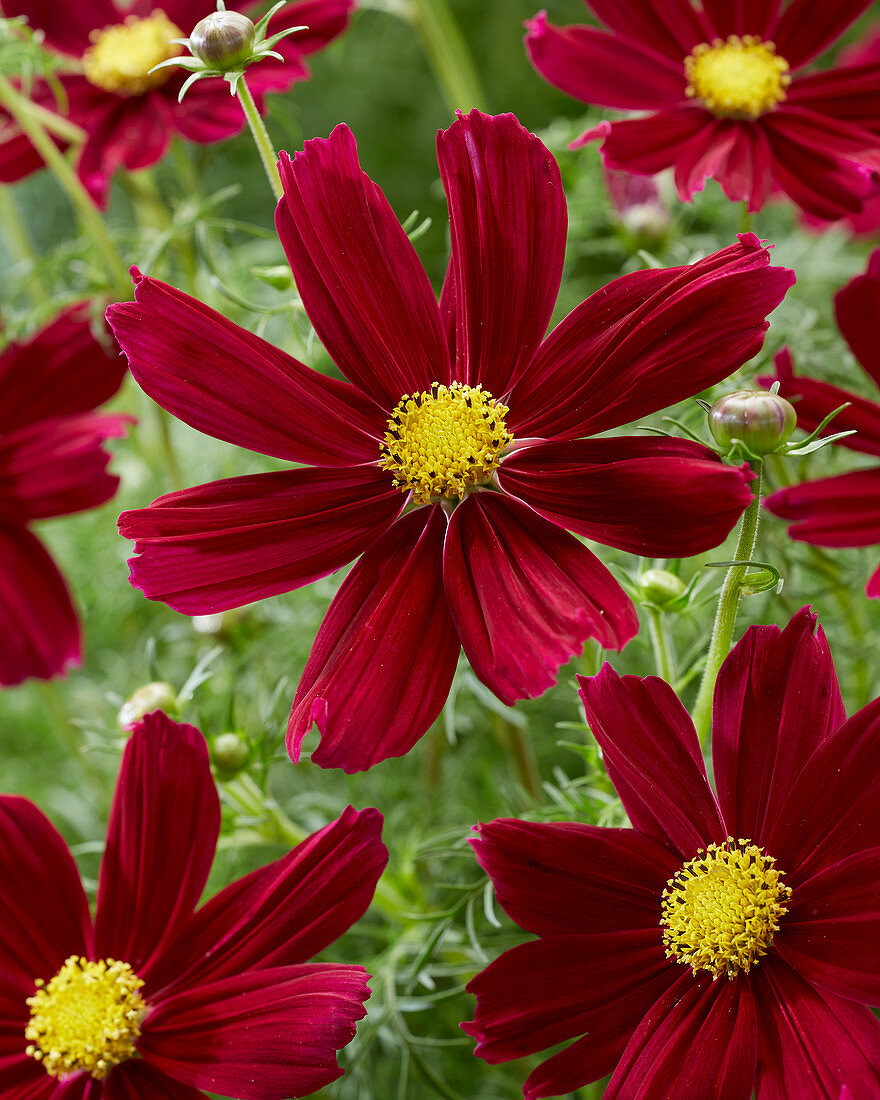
[211,731,251,777]
[190,11,256,70]
[118,682,178,731]
[708,390,796,455]
[638,568,686,608]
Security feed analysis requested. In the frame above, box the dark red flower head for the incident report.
[110,109,793,772]
[0,709,387,1098]
[0,0,354,206]
[526,0,880,218]
[466,607,880,1099]
[763,248,880,598]
[0,303,129,686]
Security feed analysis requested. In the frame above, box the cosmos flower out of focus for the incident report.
[526,0,880,218]
[0,0,354,206]
[0,303,129,687]
[763,249,880,598]
[0,709,387,1098]
[109,109,793,773]
[466,608,880,1099]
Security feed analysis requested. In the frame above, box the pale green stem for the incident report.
[492,713,540,799]
[692,461,763,746]
[0,74,130,297]
[647,607,677,684]
[407,0,487,113]
[21,96,87,144]
[0,185,49,306]
[740,200,752,234]
[235,75,283,202]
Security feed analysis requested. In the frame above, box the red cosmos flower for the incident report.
[0,303,129,687]
[109,110,792,773]
[763,250,880,598]
[466,608,880,1099]
[0,709,387,1098]
[0,0,354,207]
[525,0,880,218]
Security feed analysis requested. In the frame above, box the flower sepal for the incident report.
[149,0,306,100]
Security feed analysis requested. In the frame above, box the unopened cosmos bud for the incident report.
[190,10,256,69]
[638,569,686,608]
[708,390,797,455]
[118,682,178,731]
[212,731,251,776]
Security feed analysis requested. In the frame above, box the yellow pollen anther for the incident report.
[685,35,790,118]
[25,955,147,1080]
[82,10,184,96]
[661,838,791,980]
[380,382,513,504]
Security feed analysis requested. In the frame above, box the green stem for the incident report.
[692,460,763,746]
[493,714,540,800]
[740,200,752,234]
[235,75,283,202]
[0,185,49,306]
[647,607,677,684]
[407,0,487,113]
[0,74,130,297]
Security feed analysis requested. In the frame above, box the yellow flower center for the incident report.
[380,382,513,505]
[25,956,147,1080]
[82,10,184,96]
[685,36,790,118]
[661,839,791,980]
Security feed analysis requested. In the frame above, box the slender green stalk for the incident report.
[21,96,86,144]
[235,75,283,201]
[692,461,763,745]
[0,185,49,306]
[0,74,130,297]
[493,714,540,799]
[647,607,677,684]
[408,0,487,113]
[740,200,752,234]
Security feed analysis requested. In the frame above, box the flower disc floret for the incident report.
[661,839,791,980]
[380,382,512,504]
[82,11,184,96]
[25,956,147,1079]
[685,36,791,118]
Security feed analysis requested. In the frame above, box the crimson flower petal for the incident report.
[95,712,220,981]
[287,507,460,772]
[775,847,880,1004]
[787,64,880,132]
[701,0,782,40]
[167,76,249,144]
[276,127,449,409]
[587,108,710,173]
[465,931,675,1095]
[107,270,384,467]
[605,971,757,1100]
[0,525,80,687]
[498,437,753,556]
[1,0,118,55]
[524,15,686,111]
[147,806,387,993]
[773,0,876,70]
[753,957,880,1099]
[578,665,725,860]
[582,0,706,60]
[834,248,880,390]
[103,1061,203,1099]
[119,466,404,615]
[262,0,354,61]
[470,818,679,936]
[509,234,794,440]
[444,493,637,705]
[139,964,369,1100]
[436,110,566,395]
[0,1060,56,1100]
[0,413,129,523]
[764,468,880,549]
[712,608,845,847]
[0,303,124,432]
[0,796,91,993]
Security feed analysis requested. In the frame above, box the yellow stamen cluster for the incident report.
[685,36,790,118]
[82,10,184,96]
[380,382,512,504]
[661,839,791,980]
[25,956,147,1080]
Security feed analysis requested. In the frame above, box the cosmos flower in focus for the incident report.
[0,709,387,1097]
[467,608,880,1099]
[109,109,793,773]
[0,302,129,686]
[526,0,880,217]
[764,249,880,598]
[0,0,355,206]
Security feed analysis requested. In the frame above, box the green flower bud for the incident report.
[190,11,256,70]
[708,390,797,455]
[118,681,178,731]
[211,731,251,777]
[638,569,686,607]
